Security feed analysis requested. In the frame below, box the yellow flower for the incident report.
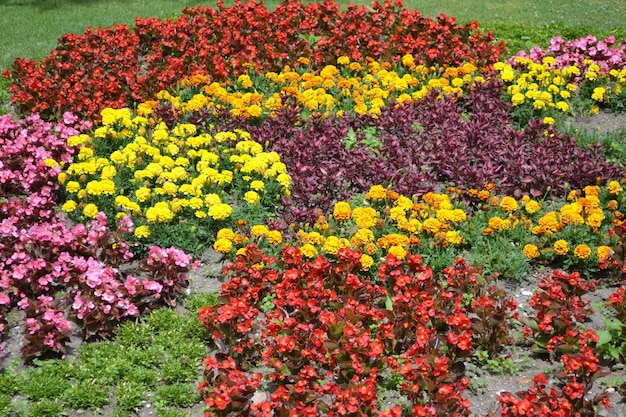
[214,238,233,254]
[267,230,283,245]
[488,216,507,230]
[61,200,77,213]
[134,225,151,239]
[251,224,270,237]
[333,201,352,221]
[352,207,378,229]
[337,56,350,66]
[445,231,463,245]
[523,244,540,259]
[597,245,613,261]
[351,228,375,247]
[524,200,541,214]
[250,180,265,191]
[422,217,441,234]
[553,239,569,255]
[300,244,318,258]
[511,93,525,106]
[360,254,374,271]
[244,191,260,204]
[573,244,591,260]
[607,180,623,195]
[66,181,81,193]
[586,211,604,229]
[217,228,236,241]
[83,203,99,219]
[388,245,407,260]
[592,86,606,101]
[208,203,232,220]
[365,185,387,201]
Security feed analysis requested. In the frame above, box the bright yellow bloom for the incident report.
[61,200,77,213]
[214,238,233,254]
[360,254,374,271]
[500,196,518,212]
[244,191,260,204]
[597,245,613,260]
[523,244,540,259]
[366,185,387,201]
[251,225,270,237]
[422,218,441,234]
[607,180,623,195]
[267,230,283,245]
[333,201,352,221]
[208,203,232,220]
[217,228,236,241]
[573,244,591,260]
[134,225,151,239]
[388,245,407,260]
[83,203,99,219]
[524,200,541,214]
[300,244,318,258]
[553,239,569,255]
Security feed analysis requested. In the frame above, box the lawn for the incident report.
[2,1,626,417]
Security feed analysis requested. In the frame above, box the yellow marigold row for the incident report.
[148,55,484,120]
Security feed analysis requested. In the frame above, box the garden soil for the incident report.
[3,112,626,416]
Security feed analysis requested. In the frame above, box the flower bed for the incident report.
[2,1,626,415]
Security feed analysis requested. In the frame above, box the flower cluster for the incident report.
[198,243,517,415]
[0,114,195,360]
[6,0,504,121]
[59,107,291,254]
[156,58,483,120]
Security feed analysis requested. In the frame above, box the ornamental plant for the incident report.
[0,113,195,360]
[208,78,622,224]
[197,240,520,415]
[498,330,611,417]
[596,284,626,363]
[155,57,483,121]
[58,107,291,255]
[6,0,505,121]
[519,269,597,356]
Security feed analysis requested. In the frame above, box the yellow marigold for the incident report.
[585,211,605,229]
[351,228,375,247]
[365,185,387,201]
[422,218,441,234]
[66,181,81,193]
[523,244,540,259]
[488,216,506,230]
[597,245,613,260]
[524,200,541,214]
[267,230,283,245]
[538,212,560,234]
[388,245,407,260]
[352,207,378,229]
[607,180,623,195]
[61,200,77,213]
[554,239,569,255]
[217,228,235,242]
[244,191,260,204]
[500,196,518,212]
[134,225,151,239]
[214,238,233,254]
[83,203,99,219]
[333,201,352,221]
[300,244,318,258]
[607,200,619,211]
[360,254,374,271]
[445,231,463,245]
[573,244,592,260]
[208,203,232,220]
[322,236,345,255]
[251,225,270,237]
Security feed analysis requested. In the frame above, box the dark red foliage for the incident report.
[7,0,505,121]
[208,78,623,224]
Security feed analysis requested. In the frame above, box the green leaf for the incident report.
[385,294,393,311]
[597,330,612,346]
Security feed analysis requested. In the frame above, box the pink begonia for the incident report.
[144,280,163,293]
[0,292,9,305]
